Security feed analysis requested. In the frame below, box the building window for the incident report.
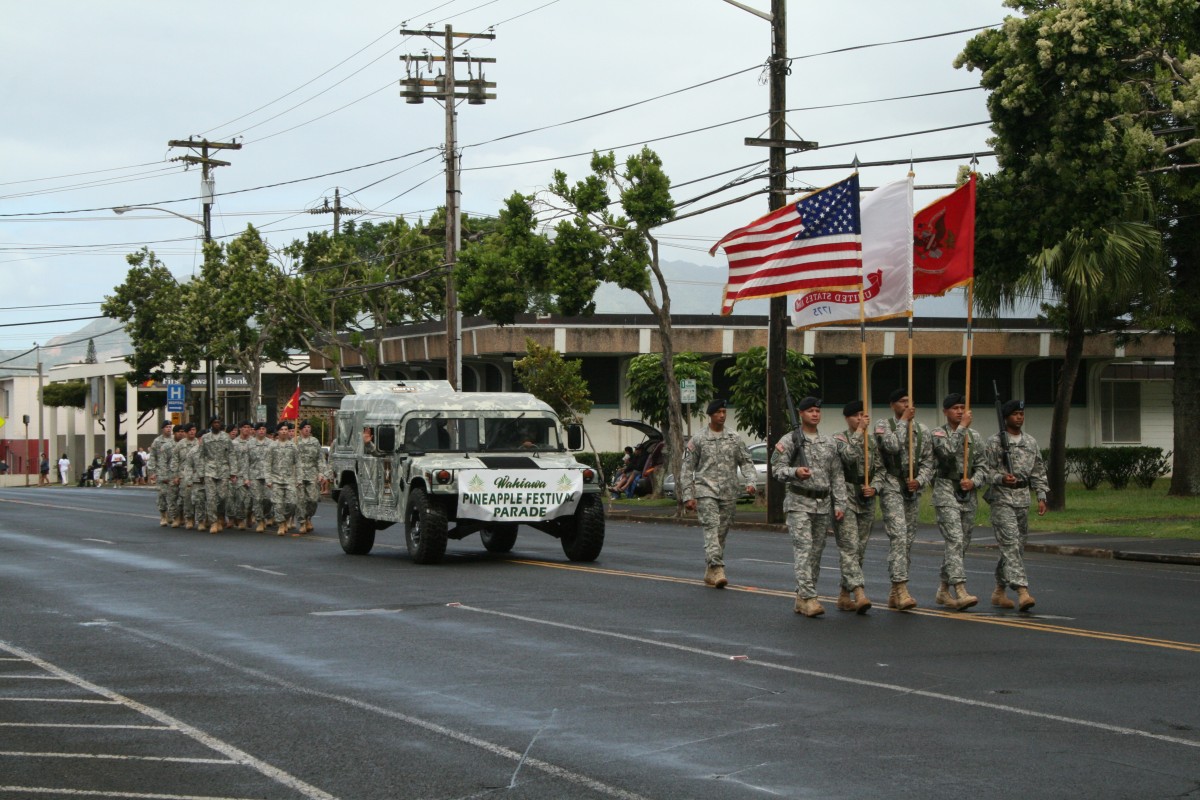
[1100,382,1140,443]
[1023,359,1087,406]
[870,358,938,407]
[578,357,621,406]
[947,358,1011,406]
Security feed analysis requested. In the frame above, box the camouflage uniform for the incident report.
[247,436,274,524]
[984,430,1049,589]
[294,432,323,528]
[679,426,757,568]
[874,416,935,583]
[231,435,253,523]
[770,429,848,599]
[148,431,174,517]
[931,422,987,585]
[200,428,234,527]
[183,437,205,527]
[269,437,299,526]
[160,435,182,522]
[832,429,878,592]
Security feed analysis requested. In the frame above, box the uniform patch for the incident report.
[933,429,946,438]
[874,422,886,434]
[834,434,847,443]
[775,442,786,453]
[686,440,695,451]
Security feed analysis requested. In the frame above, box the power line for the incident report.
[0,316,105,329]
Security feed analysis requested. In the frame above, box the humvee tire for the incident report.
[337,485,376,555]
[405,487,448,564]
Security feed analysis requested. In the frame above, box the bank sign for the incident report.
[457,469,583,522]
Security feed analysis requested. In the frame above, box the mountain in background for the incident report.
[0,319,129,376]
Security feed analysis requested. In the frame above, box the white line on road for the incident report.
[0,723,173,730]
[0,642,338,800]
[82,538,114,544]
[308,608,401,617]
[0,698,118,704]
[451,603,1200,751]
[236,565,286,576]
[0,787,269,799]
[0,675,67,680]
[0,751,234,764]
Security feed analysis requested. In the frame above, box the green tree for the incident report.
[513,338,593,423]
[956,0,1192,504]
[626,352,714,434]
[101,248,198,383]
[457,148,689,498]
[725,347,818,441]
[199,226,300,408]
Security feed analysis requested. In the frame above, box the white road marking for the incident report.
[0,788,266,799]
[308,608,401,617]
[0,675,66,680]
[0,723,172,730]
[0,698,117,705]
[0,642,337,800]
[82,538,114,545]
[451,603,1200,751]
[236,565,286,576]
[0,751,233,765]
[105,623,651,800]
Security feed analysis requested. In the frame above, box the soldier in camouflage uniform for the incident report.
[831,400,877,614]
[983,399,1049,611]
[247,421,274,532]
[182,426,206,530]
[230,421,254,530]
[268,421,299,536]
[680,398,758,589]
[162,425,184,527]
[874,388,935,610]
[148,422,174,526]
[930,393,988,611]
[200,417,235,534]
[294,419,324,534]
[770,397,848,617]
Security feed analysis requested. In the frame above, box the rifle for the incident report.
[783,382,808,470]
[993,380,1014,477]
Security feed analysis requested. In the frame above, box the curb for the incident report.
[607,511,1200,567]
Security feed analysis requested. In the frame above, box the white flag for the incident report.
[789,176,913,329]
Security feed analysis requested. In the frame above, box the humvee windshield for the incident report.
[402,415,560,452]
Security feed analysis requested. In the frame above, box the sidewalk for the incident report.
[605,501,1200,566]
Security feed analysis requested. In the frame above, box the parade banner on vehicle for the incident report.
[458,469,582,522]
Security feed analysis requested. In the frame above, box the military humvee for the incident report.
[329,380,605,564]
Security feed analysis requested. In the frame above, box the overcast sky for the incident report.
[0,0,1008,353]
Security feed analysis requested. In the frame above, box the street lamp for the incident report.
[111,205,216,424]
[112,205,205,232]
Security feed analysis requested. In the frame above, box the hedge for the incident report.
[1062,447,1172,491]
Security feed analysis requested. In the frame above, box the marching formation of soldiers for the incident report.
[145,417,331,537]
[680,391,1049,619]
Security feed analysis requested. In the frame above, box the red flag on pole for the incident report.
[280,385,301,421]
[711,174,863,315]
[913,172,976,297]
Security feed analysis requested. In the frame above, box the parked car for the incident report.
[660,439,768,501]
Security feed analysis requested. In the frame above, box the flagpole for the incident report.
[962,278,975,483]
[906,166,915,487]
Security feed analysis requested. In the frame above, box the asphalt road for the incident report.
[1,486,1198,800]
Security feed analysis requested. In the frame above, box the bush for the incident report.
[1133,448,1172,489]
[1065,448,1105,490]
[1096,448,1138,490]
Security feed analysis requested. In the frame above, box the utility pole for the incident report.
[398,25,496,391]
[308,188,365,236]
[739,0,818,523]
[167,137,241,424]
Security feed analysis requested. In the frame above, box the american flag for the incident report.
[711,174,863,315]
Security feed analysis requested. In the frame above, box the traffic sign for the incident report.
[167,383,185,412]
[679,379,697,404]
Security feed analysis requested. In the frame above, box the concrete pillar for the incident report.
[47,404,58,463]
[125,379,139,451]
[66,405,77,480]
[103,375,117,455]
[83,387,95,472]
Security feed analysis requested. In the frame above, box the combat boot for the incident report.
[935,581,955,607]
[184,520,194,531]
[852,586,872,614]
[952,583,978,611]
[159,513,168,527]
[794,595,825,617]
[235,519,246,531]
[892,581,917,611]
[836,589,857,612]
[277,522,288,536]
[169,516,180,529]
[1016,586,1036,611]
[887,583,899,609]
[991,584,1016,609]
[209,521,220,534]
[255,520,265,533]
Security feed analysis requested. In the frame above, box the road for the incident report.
[1,486,1198,799]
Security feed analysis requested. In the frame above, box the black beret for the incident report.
[888,388,909,404]
[797,396,822,412]
[254,421,267,429]
[278,421,293,430]
[239,420,252,428]
[161,420,173,429]
[842,400,864,417]
[299,419,312,429]
[1001,399,1025,417]
[943,393,965,409]
[706,398,726,415]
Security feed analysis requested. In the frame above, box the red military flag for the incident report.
[711,173,863,315]
[280,385,301,421]
[913,172,976,297]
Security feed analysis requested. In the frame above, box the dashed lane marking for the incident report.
[236,565,286,576]
[0,723,173,730]
[0,751,234,764]
[0,788,269,799]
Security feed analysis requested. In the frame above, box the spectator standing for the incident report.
[58,454,70,485]
[39,453,50,485]
[110,447,127,487]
